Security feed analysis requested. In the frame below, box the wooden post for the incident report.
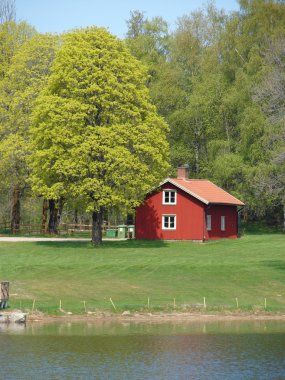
[11,185,21,234]
[41,199,49,233]
[110,297,117,311]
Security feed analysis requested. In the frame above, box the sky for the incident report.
[16,0,239,39]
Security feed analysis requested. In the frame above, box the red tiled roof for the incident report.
[162,178,244,206]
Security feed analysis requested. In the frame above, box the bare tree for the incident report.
[126,10,145,39]
[253,39,285,125]
[0,0,16,23]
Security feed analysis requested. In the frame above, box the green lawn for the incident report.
[1,232,285,314]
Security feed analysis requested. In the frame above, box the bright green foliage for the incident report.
[0,135,28,190]
[30,27,170,215]
[0,33,58,190]
[126,11,169,79]
[211,153,247,198]
[0,21,36,80]
[125,11,172,126]
[145,4,227,170]
[238,105,269,164]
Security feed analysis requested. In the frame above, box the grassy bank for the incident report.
[0,232,285,315]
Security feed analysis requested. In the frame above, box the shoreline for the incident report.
[27,311,285,324]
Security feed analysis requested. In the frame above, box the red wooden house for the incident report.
[135,166,244,241]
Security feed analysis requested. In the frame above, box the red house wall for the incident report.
[135,183,205,240]
[205,205,238,240]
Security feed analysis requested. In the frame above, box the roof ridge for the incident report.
[170,177,210,181]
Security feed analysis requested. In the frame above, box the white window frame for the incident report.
[206,215,212,231]
[162,215,176,230]
[221,216,226,231]
[163,189,177,205]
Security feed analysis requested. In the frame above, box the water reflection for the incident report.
[1,320,285,380]
[8,318,285,336]
[0,322,26,334]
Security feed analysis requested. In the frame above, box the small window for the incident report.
[163,190,176,205]
[162,215,176,230]
[221,216,226,231]
[207,215,212,231]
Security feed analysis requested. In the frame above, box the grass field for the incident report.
[0,231,285,315]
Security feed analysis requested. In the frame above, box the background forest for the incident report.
[0,0,284,234]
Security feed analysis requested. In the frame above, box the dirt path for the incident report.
[0,237,127,242]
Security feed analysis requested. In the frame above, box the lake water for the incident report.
[1,319,285,380]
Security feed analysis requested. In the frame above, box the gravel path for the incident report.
[0,237,127,242]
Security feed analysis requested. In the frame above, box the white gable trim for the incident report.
[160,178,209,205]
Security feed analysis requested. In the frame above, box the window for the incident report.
[162,215,176,230]
[207,215,212,231]
[163,190,176,205]
[221,216,226,231]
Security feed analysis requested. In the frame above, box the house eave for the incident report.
[160,178,209,205]
[207,202,245,207]
[160,178,245,207]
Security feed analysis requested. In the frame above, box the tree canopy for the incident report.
[126,0,285,228]
[0,1,285,236]
[29,27,170,244]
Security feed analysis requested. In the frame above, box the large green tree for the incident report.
[30,27,170,245]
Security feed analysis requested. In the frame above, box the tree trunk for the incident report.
[48,200,58,234]
[224,117,231,148]
[41,199,49,233]
[194,121,200,174]
[11,185,21,234]
[74,208,79,229]
[48,199,64,234]
[194,142,199,174]
[92,207,104,245]
[57,198,64,227]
